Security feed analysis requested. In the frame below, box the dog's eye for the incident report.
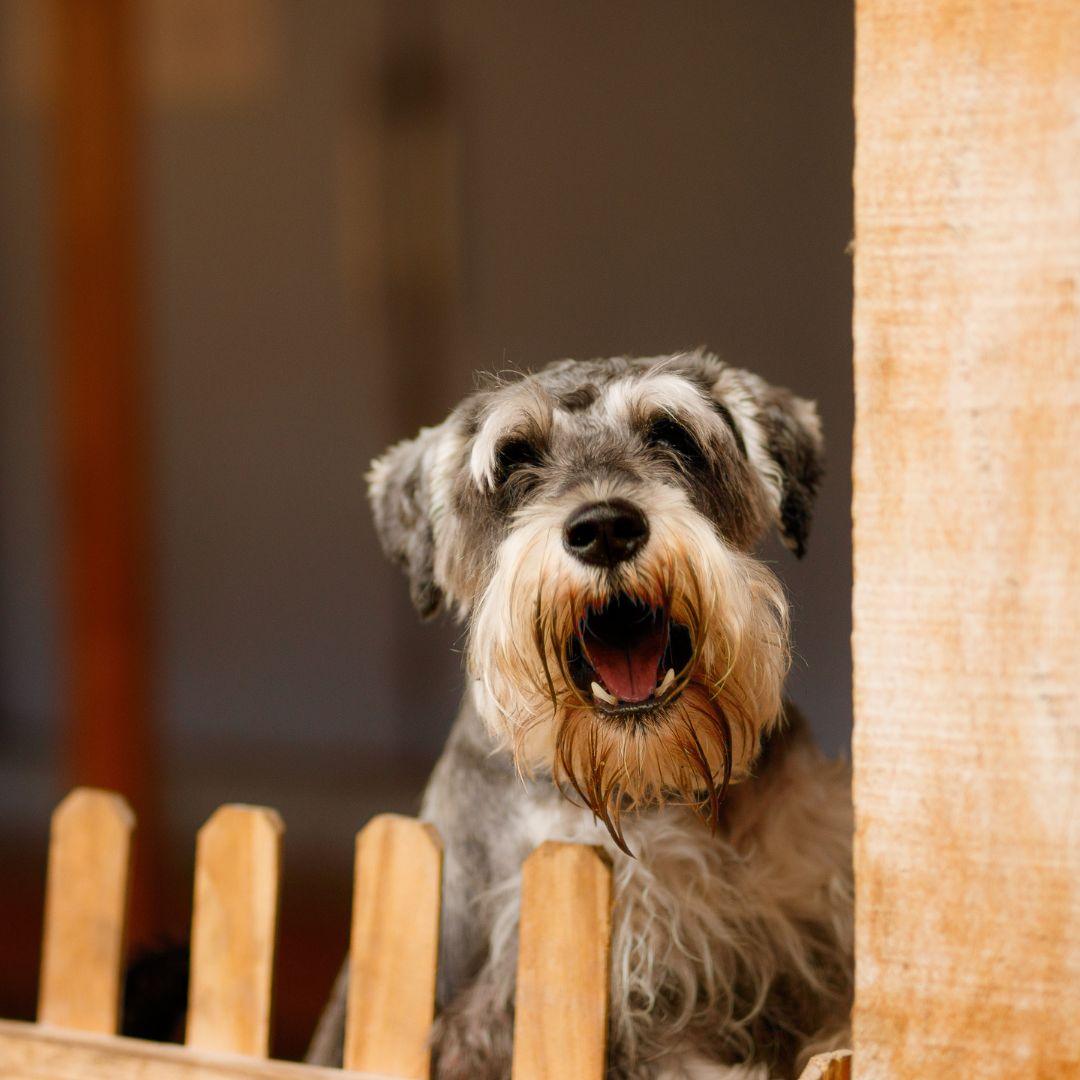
[646,418,705,467]
[494,438,542,485]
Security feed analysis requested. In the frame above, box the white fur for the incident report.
[655,1056,767,1080]
[602,370,721,434]
[469,382,554,490]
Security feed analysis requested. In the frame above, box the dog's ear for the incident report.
[708,365,824,558]
[367,425,446,618]
[751,381,824,558]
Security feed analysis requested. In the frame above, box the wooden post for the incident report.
[37,789,134,1034]
[853,1,1079,1076]
[345,815,442,1079]
[53,0,159,942]
[186,806,283,1058]
[511,842,612,1080]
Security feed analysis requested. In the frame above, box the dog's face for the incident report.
[369,352,822,848]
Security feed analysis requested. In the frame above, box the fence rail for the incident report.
[0,788,850,1080]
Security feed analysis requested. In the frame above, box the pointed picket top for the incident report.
[345,814,442,1079]
[186,804,284,1058]
[38,788,135,1034]
[512,841,613,1080]
[798,1050,852,1080]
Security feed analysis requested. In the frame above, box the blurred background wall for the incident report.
[0,0,853,1058]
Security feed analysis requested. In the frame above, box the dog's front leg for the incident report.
[429,953,516,1080]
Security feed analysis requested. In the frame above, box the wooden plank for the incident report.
[511,841,612,1080]
[853,1,1080,1077]
[797,1050,852,1080]
[0,1018,393,1080]
[186,806,283,1058]
[344,815,442,1080]
[37,788,134,1034]
[53,0,160,945]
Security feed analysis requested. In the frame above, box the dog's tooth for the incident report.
[591,681,618,706]
[658,668,676,696]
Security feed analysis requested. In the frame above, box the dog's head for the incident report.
[369,352,822,848]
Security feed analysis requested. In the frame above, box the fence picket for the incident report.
[798,1049,852,1080]
[186,805,283,1057]
[345,814,442,1079]
[37,788,134,1034]
[511,841,612,1080]
[25,789,853,1079]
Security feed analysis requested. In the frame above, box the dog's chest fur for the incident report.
[419,692,853,1079]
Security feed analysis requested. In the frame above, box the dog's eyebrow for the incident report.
[468,385,554,487]
[613,371,749,461]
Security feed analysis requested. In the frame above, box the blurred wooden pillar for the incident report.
[853,1,1078,1076]
[53,0,158,940]
[379,0,459,435]
[365,1,461,753]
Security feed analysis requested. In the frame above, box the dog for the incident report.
[307,351,853,1079]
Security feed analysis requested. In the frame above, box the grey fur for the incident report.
[368,426,445,616]
[309,700,851,1079]
[314,353,849,1079]
[753,383,824,559]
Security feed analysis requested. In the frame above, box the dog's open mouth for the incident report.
[567,593,694,714]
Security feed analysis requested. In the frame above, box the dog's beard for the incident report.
[468,486,790,852]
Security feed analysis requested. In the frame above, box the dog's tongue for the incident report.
[586,622,666,702]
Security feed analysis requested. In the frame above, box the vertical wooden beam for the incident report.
[186,806,283,1058]
[345,815,442,1079]
[53,0,158,939]
[373,1,462,756]
[512,842,612,1080]
[378,0,459,435]
[37,789,134,1034]
[853,2,1079,1076]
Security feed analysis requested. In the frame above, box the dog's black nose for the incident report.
[563,499,649,568]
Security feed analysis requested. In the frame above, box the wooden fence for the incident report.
[0,787,851,1080]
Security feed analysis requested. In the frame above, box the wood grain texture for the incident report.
[853,1,1079,1076]
[186,806,283,1058]
[0,1019,394,1080]
[511,841,612,1080]
[37,789,134,1034]
[797,1050,852,1080]
[345,815,442,1079]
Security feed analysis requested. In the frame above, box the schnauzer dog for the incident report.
[308,351,853,1079]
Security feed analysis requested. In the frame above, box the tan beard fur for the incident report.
[467,485,790,850]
